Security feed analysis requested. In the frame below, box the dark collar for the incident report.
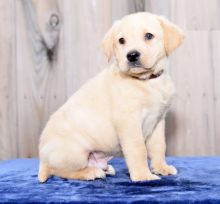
[131,69,164,80]
[149,69,164,79]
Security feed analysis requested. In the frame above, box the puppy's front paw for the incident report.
[131,173,160,182]
[152,164,177,176]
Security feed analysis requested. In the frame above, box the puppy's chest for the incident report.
[141,78,174,138]
[141,105,165,139]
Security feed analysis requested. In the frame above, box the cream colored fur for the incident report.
[38,12,184,182]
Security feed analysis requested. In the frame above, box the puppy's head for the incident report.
[102,12,184,78]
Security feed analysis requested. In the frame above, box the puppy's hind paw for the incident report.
[93,168,106,179]
[105,165,115,176]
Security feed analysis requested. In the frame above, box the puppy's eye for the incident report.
[119,37,125,44]
[145,33,154,40]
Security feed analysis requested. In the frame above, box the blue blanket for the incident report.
[0,157,220,203]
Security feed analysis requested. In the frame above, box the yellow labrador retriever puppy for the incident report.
[38,12,184,182]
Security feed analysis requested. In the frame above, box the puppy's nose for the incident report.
[127,51,140,62]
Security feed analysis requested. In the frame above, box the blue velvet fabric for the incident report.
[0,157,220,203]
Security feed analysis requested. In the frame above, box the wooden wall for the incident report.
[0,0,219,159]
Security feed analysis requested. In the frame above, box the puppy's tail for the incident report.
[38,162,50,183]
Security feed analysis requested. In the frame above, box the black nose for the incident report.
[127,51,141,62]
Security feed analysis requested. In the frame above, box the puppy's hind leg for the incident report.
[38,162,51,183]
[51,167,106,180]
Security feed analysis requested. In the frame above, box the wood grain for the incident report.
[211,31,220,155]
[0,0,17,159]
[61,0,111,96]
[166,31,218,155]
[15,0,65,158]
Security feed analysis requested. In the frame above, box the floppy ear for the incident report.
[102,21,120,61]
[158,16,185,55]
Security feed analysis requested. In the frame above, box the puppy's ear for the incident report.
[158,16,185,55]
[102,21,120,61]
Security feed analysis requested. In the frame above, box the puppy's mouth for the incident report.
[126,60,164,80]
[127,61,153,74]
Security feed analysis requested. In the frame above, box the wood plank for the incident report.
[185,0,220,30]
[111,0,145,21]
[145,0,171,18]
[15,0,65,157]
[0,0,17,160]
[166,31,216,156]
[212,31,220,154]
[61,0,111,96]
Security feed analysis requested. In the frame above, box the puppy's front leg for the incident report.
[118,117,160,182]
[146,119,177,175]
